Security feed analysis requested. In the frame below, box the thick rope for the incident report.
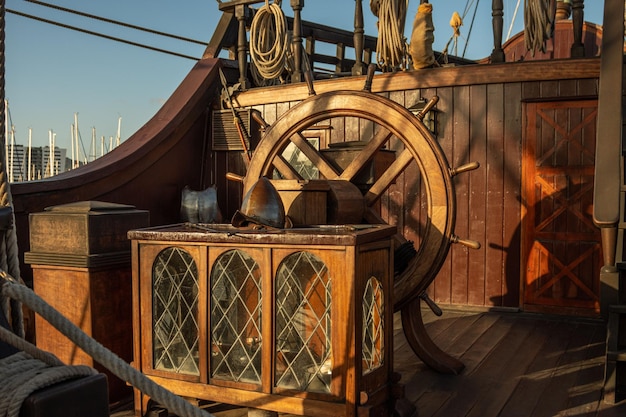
[0,0,23,340]
[373,0,409,70]
[0,324,63,366]
[449,11,463,56]
[249,0,289,84]
[0,352,97,417]
[524,0,555,55]
[0,276,214,417]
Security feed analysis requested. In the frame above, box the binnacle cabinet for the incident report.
[128,223,399,417]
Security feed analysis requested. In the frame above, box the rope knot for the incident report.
[450,11,463,37]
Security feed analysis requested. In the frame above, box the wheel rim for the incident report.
[242,90,456,309]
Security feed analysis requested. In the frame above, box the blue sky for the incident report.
[6,0,604,151]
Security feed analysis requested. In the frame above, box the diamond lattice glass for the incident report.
[275,251,331,393]
[152,247,199,375]
[210,250,262,384]
[362,276,384,374]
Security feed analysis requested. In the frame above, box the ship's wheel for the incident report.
[238,86,479,374]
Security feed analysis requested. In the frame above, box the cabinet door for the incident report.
[208,247,266,389]
[272,248,342,399]
[140,244,207,382]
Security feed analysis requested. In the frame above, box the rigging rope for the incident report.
[524,0,555,55]
[249,0,289,84]
[7,9,199,61]
[0,0,23,342]
[372,0,409,70]
[449,11,463,56]
[439,0,480,62]
[24,0,206,46]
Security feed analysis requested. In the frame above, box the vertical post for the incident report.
[490,0,505,63]
[291,0,304,82]
[594,0,624,316]
[352,0,365,75]
[235,4,250,89]
[570,0,585,57]
[555,0,572,20]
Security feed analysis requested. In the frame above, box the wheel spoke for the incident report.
[290,133,340,179]
[243,90,455,311]
[363,207,406,246]
[271,154,303,180]
[364,148,414,206]
[339,128,392,181]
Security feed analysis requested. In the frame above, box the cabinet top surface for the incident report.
[128,223,396,246]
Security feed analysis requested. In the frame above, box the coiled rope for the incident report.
[0,275,214,417]
[249,0,289,85]
[372,0,409,70]
[524,0,555,55]
[0,351,97,417]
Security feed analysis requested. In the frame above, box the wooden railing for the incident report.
[205,0,588,85]
[203,0,481,88]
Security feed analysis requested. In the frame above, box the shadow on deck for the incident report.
[397,308,626,417]
[112,309,626,417]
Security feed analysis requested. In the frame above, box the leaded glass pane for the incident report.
[274,138,320,179]
[211,250,262,384]
[275,251,331,393]
[152,247,199,375]
[362,276,384,374]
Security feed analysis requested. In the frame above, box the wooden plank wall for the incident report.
[501,20,602,62]
[212,76,599,311]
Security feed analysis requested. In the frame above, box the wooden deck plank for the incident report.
[498,317,579,416]
[428,315,541,417]
[399,312,518,417]
[531,321,606,417]
[561,324,607,416]
[464,318,560,417]
[110,309,626,417]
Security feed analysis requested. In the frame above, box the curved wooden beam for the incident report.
[400,297,465,375]
[11,57,225,284]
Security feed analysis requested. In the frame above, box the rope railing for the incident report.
[0,274,214,417]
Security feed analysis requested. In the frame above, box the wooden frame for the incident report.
[130,224,397,416]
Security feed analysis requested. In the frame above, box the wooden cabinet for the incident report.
[129,223,397,416]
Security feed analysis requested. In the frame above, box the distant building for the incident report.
[5,145,75,182]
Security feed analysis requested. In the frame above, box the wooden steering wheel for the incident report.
[240,88,479,373]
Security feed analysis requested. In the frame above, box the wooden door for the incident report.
[521,99,602,316]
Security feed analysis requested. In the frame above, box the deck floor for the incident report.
[111,308,626,417]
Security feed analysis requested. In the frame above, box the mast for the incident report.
[70,123,74,169]
[9,123,13,182]
[91,126,96,162]
[27,128,31,181]
[47,130,52,177]
[4,99,7,179]
[74,112,80,168]
[116,116,121,147]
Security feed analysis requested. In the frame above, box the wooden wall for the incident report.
[9,57,601,315]
[499,20,602,62]
[222,60,601,311]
